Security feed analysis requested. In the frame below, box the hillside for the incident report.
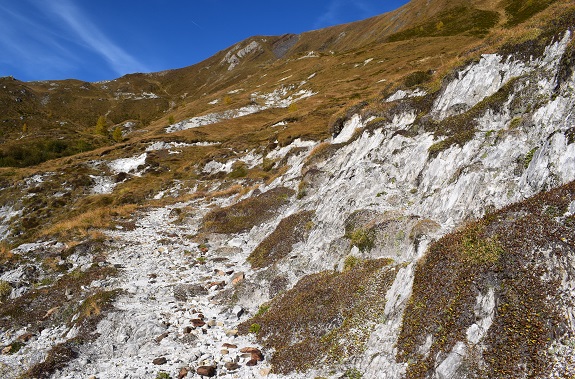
[1,0,575,378]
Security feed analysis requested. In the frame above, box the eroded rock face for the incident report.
[2,21,575,379]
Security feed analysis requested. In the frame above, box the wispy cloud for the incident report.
[0,3,80,78]
[313,0,379,29]
[43,0,149,76]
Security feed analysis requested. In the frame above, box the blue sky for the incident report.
[0,0,410,82]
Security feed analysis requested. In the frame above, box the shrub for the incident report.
[404,71,432,88]
[346,227,375,252]
[0,280,12,302]
[156,372,171,379]
[249,323,262,334]
[238,258,395,374]
[112,127,123,142]
[248,211,315,268]
[95,115,108,136]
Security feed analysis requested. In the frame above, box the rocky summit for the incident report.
[1,1,575,378]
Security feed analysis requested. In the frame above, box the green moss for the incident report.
[397,181,575,378]
[155,373,171,379]
[345,227,375,252]
[249,323,262,334]
[247,211,314,268]
[524,147,538,168]
[343,255,362,271]
[202,187,295,234]
[255,304,270,317]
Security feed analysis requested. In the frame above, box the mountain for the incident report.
[1,0,575,378]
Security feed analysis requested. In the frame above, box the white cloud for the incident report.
[44,0,149,76]
[0,3,79,78]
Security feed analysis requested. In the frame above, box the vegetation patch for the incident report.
[426,77,520,158]
[388,6,499,42]
[404,71,433,88]
[0,265,117,331]
[397,181,575,378]
[248,211,315,268]
[238,258,396,374]
[0,138,96,168]
[504,0,558,27]
[202,187,295,234]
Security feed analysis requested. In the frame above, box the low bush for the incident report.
[202,187,295,234]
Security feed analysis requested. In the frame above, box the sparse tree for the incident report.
[95,116,108,136]
[168,115,175,125]
[436,21,444,31]
[22,123,28,134]
[112,127,123,142]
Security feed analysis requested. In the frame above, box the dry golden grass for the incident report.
[42,204,137,239]
[0,241,15,264]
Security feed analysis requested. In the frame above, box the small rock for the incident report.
[42,306,60,320]
[17,332,36,342]
[225,329,238,337]
[197,313,205,320]
[260,368,271,376]
[240,347,264,361]
[178,367,189,379]
[215,269,226,276]
[155,332,169,343]
[183,326,193,334]
[207,319,216,327]
[224,362,240,371]
[231,306,244,319]
[230,272,244,286]
[196,365,216,377]
[152,357,167,365]
[246,358,258,366]
[191,319,206,328]
[208,281,226,289]
[180,333,198,345]
[222,343,237,349]
[1,345,12,355]
[221,349,229,355]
